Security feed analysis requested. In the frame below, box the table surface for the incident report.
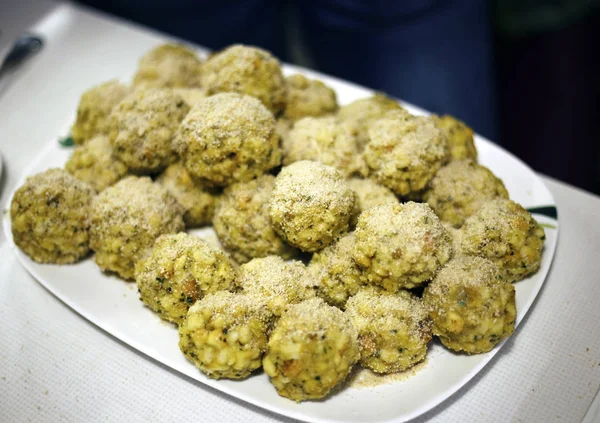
[1,2,599,422]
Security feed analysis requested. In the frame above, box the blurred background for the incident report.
[76,0,600,194]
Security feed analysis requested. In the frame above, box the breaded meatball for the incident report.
[213,175,297,263]
[132,43,202,90]
[283,74,338,120]
[433,114,477,161]
[179,291,274,379]
[156,162,218,227]
[423,256,516,354]
[282,116,365,177]
[135,233,236,324]
[65,135,128,192]
[201,45,286,114]
[309,232,365,309]
[171,87,207,107]
[459,199,545,283]
[262,298,359,401]
[177,93,281,187]
[354,202,452,291]
[89,176,184,280]
[337,93,404,149]
[71,80,129,144]
[364,113,448,197]
[10,168,95,264]
[109,89,189,174]
[237,256,315,316]
[424,160,509,228]
[269,161,355,252]
[347,177,399,227]
[346,287,432,373]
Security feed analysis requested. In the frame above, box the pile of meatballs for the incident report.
[10,43,545,402]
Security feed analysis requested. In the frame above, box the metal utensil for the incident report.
[0,34,44,78]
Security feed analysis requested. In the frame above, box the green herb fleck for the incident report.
[58,135,74,147]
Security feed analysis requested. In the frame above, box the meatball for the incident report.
[171,87,207,107]
[262,298,359,401]
[213,175,297,263]
[10,168,95,264]
[109,89,189,174]
[237,256,316,316]
[309,232,365,309]
[179,291,274,379]
[269,161,355,252]
[283,74,338,121]
[132,43,202,90]
[201,44,286,114]
[347,177,399,227]
[71,80,129,144]
[156,162,219,227]
[423,256,516,354]
[135,233,236,324]
[282,116,365,177]
[433,114,478,161]
[177,93,281,187]
[346,287,432,373]
[354,202,452,291]
[337,93,404,149]
[424,160,509,228]
[364,113,448,197]
[459,199,545,283]
[89,176,184,280]
[65,135,128,192]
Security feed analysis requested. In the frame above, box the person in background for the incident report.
[77,0,600,193]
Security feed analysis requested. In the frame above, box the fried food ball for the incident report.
[135,233,236,324]
[179,291,274,379]
[354,202,452,291]
[237,256,316,316]
[269,161,355,252]
[109,89,189,174]
[262,298,359,401]
[156,162,218,228]
[201,44,286,114]
[172,87,207,107]
[65,135,128,192]
[132,43,202,90]
[282,116,365,177]
[346,287,432,373]
[10,168,95,264]
[283,74,338,120]
[337,93,404,149]
[433,114,477,161]
[347,177,399,227]
[177,93,281,187]
[71,80,129,144]
[364,113,449,197]
[423,256,516,354]
[423,160,509,228]
[89,176,184,280]
[309,232,364,309]
[213,175,297,263]
[459,199,545,283]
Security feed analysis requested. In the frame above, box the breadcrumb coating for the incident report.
[11,168,95,264]
[269,161,355,252]
[177,93,281,187]
[423,256,516,354]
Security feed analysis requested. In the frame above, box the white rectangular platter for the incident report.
[3,62,559,423]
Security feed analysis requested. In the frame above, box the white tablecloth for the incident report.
[1,2,599,422]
